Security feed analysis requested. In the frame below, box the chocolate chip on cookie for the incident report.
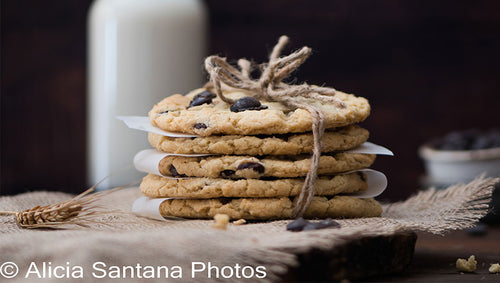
[169,165,186,178]
[219,197,232,205]
[187,90,216,108]
[237,162,265,174]
[220,170,236,178]
[357,171,367,182]
[230,97,268,112]
[193,123,207,129]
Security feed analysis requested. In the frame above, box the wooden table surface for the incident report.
[369,224,500,282]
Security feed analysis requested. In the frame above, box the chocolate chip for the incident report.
[169,165,186,177]
[237,162,265,174]
[317,218,341,229]
[303,219,341,231]
[219,197,232,205]
[230,97,268,112]
[159,110,170,114]
[470,137,492,150]
[287,218,340,232]
[220,170,236,178]
[430,128,500,151]
[302,223,319,231]
[187,90,216,108]
[286,217,309,232]
[193,123,207,129]
[357,171,367,182]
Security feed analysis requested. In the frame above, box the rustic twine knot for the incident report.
[204,35,346,217]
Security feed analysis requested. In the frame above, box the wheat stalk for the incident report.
[0,182,134,229]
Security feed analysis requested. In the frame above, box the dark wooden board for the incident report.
[369,226,500,282]
[283,232,417,281]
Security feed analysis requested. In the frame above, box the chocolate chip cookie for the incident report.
[148,125,369,155]
[158,153,375,179]
[149,88,370,136]
[158,196,382,220]
[140,172,368,198]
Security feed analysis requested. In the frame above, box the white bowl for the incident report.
[419,145,500,185]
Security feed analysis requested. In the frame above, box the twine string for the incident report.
[204,35,344,217]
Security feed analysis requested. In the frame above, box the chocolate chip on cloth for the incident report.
[287,218,341,232]
[302,218,341,231]
[286,217,309,231]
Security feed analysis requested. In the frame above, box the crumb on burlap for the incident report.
[489,263,500,273]
[233,219,246,225]
[456,255,477,273]
[211,214,230,230]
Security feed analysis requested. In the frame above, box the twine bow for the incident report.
[204,35,346,217]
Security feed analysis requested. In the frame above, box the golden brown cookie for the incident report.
[149,88,370,136]
[148,125,369,155]
[140,172,368,198]
[158,196,382,220]
[158,153,375,179]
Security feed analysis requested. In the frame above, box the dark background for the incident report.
[2,0,500,201]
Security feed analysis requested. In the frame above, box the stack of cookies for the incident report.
[136,86,383,220]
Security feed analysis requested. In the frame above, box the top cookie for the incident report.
[149,88,370,136]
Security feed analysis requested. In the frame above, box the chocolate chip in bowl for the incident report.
[419,128,500,222]
[420,129,500,185]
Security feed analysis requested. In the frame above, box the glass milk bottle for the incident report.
[87,0,207,189]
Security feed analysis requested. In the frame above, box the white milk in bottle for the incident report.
[87,0,207,189]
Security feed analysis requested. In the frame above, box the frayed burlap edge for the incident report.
[0,176,497,282]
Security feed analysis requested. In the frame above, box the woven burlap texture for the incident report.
[0,176,497,282]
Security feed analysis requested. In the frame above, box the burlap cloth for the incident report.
[0,177,497,282]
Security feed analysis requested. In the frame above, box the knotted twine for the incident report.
[204,36,347,217]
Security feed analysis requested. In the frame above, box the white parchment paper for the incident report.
[117,116,198,138]
[118,115,393,157]
[345,169,387,198]
[133,141,393,178]
[131,197,170,221]
[133,149,212,178]
[346,142,394,156]
[123,116,393,220]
